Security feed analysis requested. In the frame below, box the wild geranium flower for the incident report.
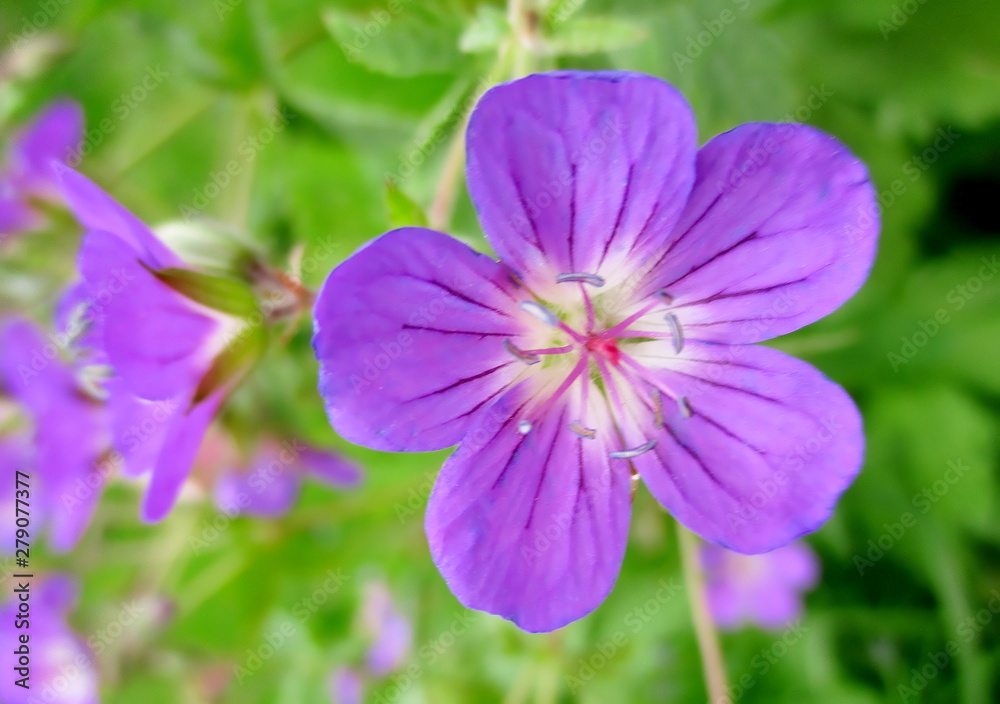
[214,439,362,518]
[313,72,878,631]
[0,99,83,238]
[702,541,819,631]
[0,575,100,704]
[0,318,108,551]
[56,167,266,521]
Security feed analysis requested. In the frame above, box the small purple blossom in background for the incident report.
[329,667,364,704]
[360,579,412,676]
[0,318,108,551]
[0,575,100,704]
[56,167,265,521]
[214,439,362,518]
[313,71,879,631]
[702,541,820,631]
[0,99,83,239]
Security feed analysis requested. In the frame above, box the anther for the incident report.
[519,301,559,327]
[504,339,539,365]
[517,420,533,434]
[629,469,641,497]
[568,420,596,439]
[664,313,684,354]
[652,388,665,429]
[677,396,693,418]
[656,289,674,304]
[609,439,657,460]
[556,272,606,287]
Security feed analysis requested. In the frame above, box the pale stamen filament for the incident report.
[504,339,540,365]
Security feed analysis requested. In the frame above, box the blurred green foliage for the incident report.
[1,0,999,702]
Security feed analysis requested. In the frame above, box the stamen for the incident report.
[569,420,596,439]
[652,388,664,429]
[629,469,641,497]
[504,339,539,365]
[519,301,559,327]
[656,289,675,304]
[664,313,684,354]
[556,272,605,287]
[517,420,533,434]
[677,396,693,418]
[609,439,657,460]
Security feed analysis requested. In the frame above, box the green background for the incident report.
[1,0,999,702]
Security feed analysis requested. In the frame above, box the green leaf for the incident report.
[542,15,648,55]
[146,265,260,317]
[459,4,509,53]
[322,4,463,77]
[385,179,428,228]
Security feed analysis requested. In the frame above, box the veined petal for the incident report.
[466,72,696,286]
[142,392,222,522]
[626,341,862,553]
[426,382,632,632]
[78,231,220,401]
[8,99,84,197]
[55,166,181,268]
[313,228,523,452]
[635,123,878,342]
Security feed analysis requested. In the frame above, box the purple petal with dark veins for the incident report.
[466,72,696,285]
[635,123,878,342]
[313,227,523,452]
[426,382,632,632]
[629,341,863,553]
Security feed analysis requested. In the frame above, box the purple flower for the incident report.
[0,99,83,238]
[0,318,108,551]
[313,72,878,631]
[359,579,411,676]
[0,575,100,704]
[56,167,263,521]
[213,440,362,518]
[329,667,364,704]
[702,541,820,630]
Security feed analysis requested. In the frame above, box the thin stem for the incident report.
[427,117,468,231]
[677,524,728,704]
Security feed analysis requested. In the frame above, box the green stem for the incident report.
[677,524,728,703]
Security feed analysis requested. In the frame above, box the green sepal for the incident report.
[145,264,259,318]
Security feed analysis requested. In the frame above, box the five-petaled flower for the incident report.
[313,71,878,632]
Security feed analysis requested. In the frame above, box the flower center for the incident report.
[503,271,693,462]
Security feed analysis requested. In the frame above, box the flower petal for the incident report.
[55,166,181,268]
[79,231,219,400]
[627,341,862,553]
[214,462,300,518]
[466,72,696,286]
[425,383,632,632]
[142,393,221,522]
[9,99,84,196]
[298,445,363,488]
[313,228,523,452]
[637,123,878,342]
[106,376,180,477]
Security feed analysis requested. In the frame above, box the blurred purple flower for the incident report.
[0,319,108,551]
[360,579,411,676]
[56,167,263,521]
[213,440,362,518]
[313,72,878,631]
[0,575,100,704]
[702,541,820,631]
[0,99,83,238]
[328,667,364,704]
